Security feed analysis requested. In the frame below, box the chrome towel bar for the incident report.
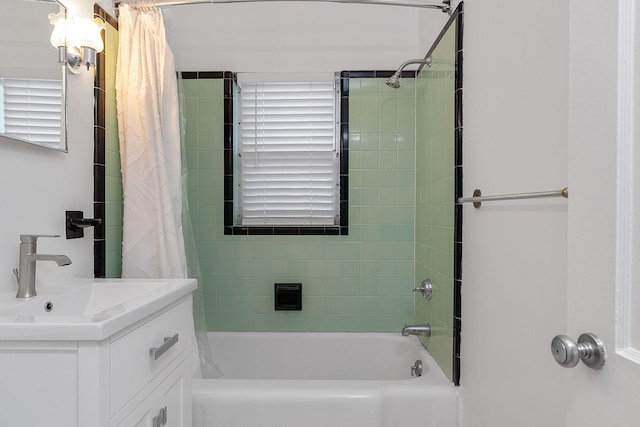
[458,188,568,208]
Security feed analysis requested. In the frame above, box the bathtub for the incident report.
[192,332,459,427]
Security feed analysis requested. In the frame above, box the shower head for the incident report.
[385,73,401,89]
[385,57,432,89]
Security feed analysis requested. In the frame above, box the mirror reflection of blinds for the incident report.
[239,82,339,226]
[1,78,62,145]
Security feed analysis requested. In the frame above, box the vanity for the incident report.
[0,278,197,427]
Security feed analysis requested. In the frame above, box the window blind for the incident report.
[238,81,339,226]
[1,78,62,145]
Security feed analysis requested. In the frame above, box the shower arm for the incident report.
[385,57,432,88]
[391,58,432,77]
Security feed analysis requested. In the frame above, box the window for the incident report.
[0,78,62,146]
[238,81,338,226]
[224,73,349,236]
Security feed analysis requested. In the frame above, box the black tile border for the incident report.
[94,239,105,278]
[452,2,464,387]
[93,201,105,240]
[94,164,105,202]
[94,126,105,165]
[93,4,115,278]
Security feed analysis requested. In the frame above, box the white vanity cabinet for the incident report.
[0,293,194,427]
[108,296,193,427]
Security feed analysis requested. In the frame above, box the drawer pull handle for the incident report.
[152,406,167,427]
[149,334,179,360]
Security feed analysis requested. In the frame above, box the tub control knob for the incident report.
[550,332,606,370]
[413,279,433,300]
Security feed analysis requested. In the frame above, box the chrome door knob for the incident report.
[551,332,606,370]
[551,335,580,368]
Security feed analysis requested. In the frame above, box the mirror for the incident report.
[0,0,67,152]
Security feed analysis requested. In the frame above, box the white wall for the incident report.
[0,0,102,295]
[165,2,433,72]
[457,1,569,426]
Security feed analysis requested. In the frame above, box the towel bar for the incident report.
[458,188,568,208]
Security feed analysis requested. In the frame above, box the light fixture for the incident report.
[49,12,105,74]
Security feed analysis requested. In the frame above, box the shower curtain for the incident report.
[115,3,220,377]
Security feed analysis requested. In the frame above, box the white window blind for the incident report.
[1,78,62,145]
[238,81,339,226]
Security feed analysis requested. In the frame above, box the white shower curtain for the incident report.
[116,4,187,278]
[115,4,221,377]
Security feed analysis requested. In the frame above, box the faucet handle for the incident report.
[19,234,60,243]
[413,279,433,300]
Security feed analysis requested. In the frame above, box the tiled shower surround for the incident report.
[415,15,460,383]
[183,75,417,333]
[97,5,462,382]
[104,23,122,278]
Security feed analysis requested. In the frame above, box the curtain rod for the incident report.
[114,0,452,12]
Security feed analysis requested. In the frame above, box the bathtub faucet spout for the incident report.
[402,323,431,337]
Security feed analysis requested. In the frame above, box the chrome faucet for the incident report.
[402,323,432,337]
[14,234,71,298]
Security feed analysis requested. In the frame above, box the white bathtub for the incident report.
[192,332,459,427]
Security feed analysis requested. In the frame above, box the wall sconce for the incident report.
[49,12,105,74]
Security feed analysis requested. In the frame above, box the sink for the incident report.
[0,282,164,316]
[0,278,196,340]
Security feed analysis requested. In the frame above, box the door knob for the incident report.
[550,332,606,370]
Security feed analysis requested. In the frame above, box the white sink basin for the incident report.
[0,278,196,341]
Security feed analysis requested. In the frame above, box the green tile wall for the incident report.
[415,21,457,380]
[104,23,122,278]
[184,77,416,332]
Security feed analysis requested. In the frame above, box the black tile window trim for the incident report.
[224,226,341,236]
[340,70,415,79]
[181,71,351,236]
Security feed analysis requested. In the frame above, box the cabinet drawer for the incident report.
[110,298,192,415]
[113,358,191,427]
